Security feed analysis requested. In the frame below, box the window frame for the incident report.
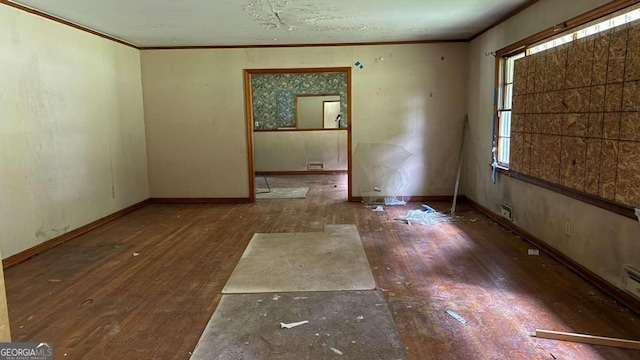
[491,0,640,220]
[495,49,525,168]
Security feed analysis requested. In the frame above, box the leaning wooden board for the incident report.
[535,329,640,350]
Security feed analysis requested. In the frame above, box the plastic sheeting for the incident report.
[353,143,412,205]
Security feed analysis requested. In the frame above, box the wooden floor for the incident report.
[4,174,640,359]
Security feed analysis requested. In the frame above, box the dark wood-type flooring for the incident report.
[5,174,640,359]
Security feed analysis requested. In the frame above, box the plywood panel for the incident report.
[563,113,588,137]
[560,137,587,191]
[545,45,568,91]
[510,20,640,208]
[622,80,640,111]
[510,132,524,173]
[538,135,561,183]
[599,140,619,201]
[564,87,591,113]
[620,112,640,141]
[625,25,640,82]
[607,26,629,84]
[603,112,621,140]
[585,139,602,195]
[615,142,640,206]
[592,31,611,86]
[589,85,606,112]
[587,113,604,138]
[530,133,541,178]
[566,38,595,89]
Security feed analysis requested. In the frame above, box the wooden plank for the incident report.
[536,329,640,350]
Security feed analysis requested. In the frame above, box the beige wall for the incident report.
[296,95,340,129]
[0,6,149,258]
[141,43,468,198]
[466,0,640,291]
[254,131,348,172]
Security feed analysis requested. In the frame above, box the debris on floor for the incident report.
[528,249,540,256]
[330,347,344,355]
[421,204,436,213]
[397,209,483,225]
[132,252,140,257]
[446,310,467,324]
[280,320,309,329]
[48,279,61,283]
[372,206,384,212]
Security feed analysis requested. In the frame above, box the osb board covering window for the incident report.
[510,19,640,208]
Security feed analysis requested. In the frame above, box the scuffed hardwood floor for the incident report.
[4,174,640,359]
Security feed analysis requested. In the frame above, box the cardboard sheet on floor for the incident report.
[256,188,309,199]
[222,225,375,293]
[190,291,408,360]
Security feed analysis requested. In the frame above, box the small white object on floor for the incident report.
[446,310,467,324]
[330,347,344,355]
[280,320,309,329]
[132,252,140,257]
[372,206,384,212]
[635,208,640,222]
[528,249,540,256]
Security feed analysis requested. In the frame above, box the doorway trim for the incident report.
[243,67,353,202]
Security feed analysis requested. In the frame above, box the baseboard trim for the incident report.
[255,170,348,175]
[2,199,151,269]
[350,195,466,203]
[466,197,640,316]
[150,197,252,204]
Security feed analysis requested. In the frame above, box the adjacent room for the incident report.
[1,0,639,359]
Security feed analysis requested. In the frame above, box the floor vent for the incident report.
[623,266,640,300]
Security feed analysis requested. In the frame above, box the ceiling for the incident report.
[9,0,532,47]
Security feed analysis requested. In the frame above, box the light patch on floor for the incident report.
[256,187,309,199]
[222,225,375,293]
[190,291,408,360]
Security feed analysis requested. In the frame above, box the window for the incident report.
[496,51,524,167]
[495,4,640,169]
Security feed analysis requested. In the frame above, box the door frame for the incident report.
[243,67,353,202]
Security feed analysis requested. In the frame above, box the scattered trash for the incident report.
[280,320,309,329]
[257,299,263,302]
[356,315,364,321]
[446,310,467,324]
[27,316,33,321]
[315,333,320,336]
[293,297,308,300]
[395,281,402,285]
[354,60,364,69]
[550,354,556,359]
[372,206,384,212]
[528,249,540,256]
[389,292,396,297]
[330,347,344,355]
[397,210,479,225]
[272,295,281,301]
[373,187,381,192]
[132,252,140,257]
[421,205,436,213]
[80,299,94,306]
[48,279,61,283]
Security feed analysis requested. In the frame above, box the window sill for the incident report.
[494,167,636,220]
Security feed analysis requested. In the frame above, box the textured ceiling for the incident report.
[9,0,531,47]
